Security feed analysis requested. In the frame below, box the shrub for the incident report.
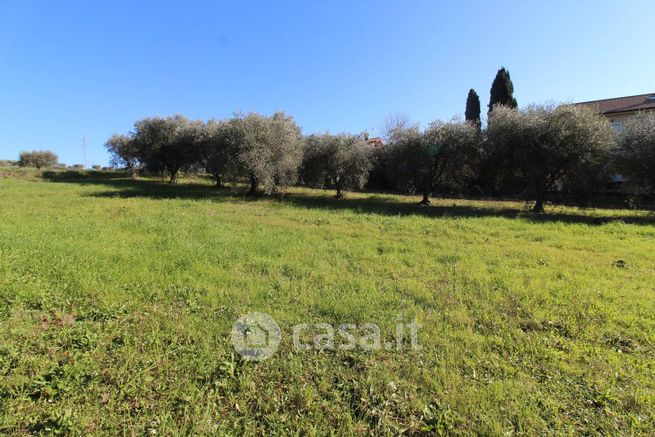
[18,150,58,169]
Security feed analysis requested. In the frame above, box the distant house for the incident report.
[575,93,655,193]
[367,137,384,149]
[575,93,655,133]
[362,132,384,149]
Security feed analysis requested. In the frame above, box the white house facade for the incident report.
[576,93,655,133]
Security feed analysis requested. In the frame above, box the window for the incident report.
[611,122,624,134]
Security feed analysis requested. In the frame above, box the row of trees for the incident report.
[379,104,623,212]
[484,105,613,212]
[104,69,653,212]
[106,112,304,194]
[106,102,650,212]
[106,112,380,197]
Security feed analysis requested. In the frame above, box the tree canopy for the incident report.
[386,120,480,205]
[99,93,639,211]
[488,67,518,113]
[18,150,58,169]
[232,112,303,195]
[302,133,374,198]
[196,119,237,187]
[105,134,139,177]
[487,104,614,212]
[465,89,481,128]
[132,115,196,183]
[615,111,655,196]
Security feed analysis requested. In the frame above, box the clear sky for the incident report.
[1,0,654,166]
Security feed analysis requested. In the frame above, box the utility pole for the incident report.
[82,137,87,168]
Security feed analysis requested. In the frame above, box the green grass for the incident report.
[1,168,654,435]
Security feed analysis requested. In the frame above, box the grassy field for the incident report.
[0,168,654,435]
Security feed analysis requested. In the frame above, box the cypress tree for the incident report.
[465,89,481,128]
[488,67,518,113]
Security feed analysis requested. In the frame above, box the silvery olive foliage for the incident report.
[385,120,480,204]
[18,150,59,169]
[423,120,482,198]
[106,112,302,194]
[302,133,375,198]
[384,124,427,197]
[616,112,655,195]
[231,112,303,195]
[103,104,623,209]
[132,115,197,183]
[105,134,140,177]
[487,104,614,212]
[196,119,236,187]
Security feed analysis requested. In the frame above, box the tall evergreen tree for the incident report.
[488,67,518,113]
[465,89,481,128]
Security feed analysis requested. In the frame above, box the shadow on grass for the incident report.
[41,171,655,226]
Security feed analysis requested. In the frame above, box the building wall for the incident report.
[605,112,636,133]
[604,109,654,133]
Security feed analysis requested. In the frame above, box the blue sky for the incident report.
[1,0,654,166]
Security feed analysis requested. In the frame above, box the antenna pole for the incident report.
[82,137,87,168]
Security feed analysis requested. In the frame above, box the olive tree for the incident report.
[197,119,238,187]
[384,124,422,192]
[302,133,374,198]
[386,120,480,205]
[483,105,545,197]
[132,115,196,183]
[487,104,614,212]
[547,105,615,205]
[232,112,302,195]
[105,134,140,177]
[18,150,58,169]
[615,112,655,195]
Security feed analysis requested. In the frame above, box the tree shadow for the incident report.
[42,170,231,200]
[278,192,655,225]
[41,171,655,226]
